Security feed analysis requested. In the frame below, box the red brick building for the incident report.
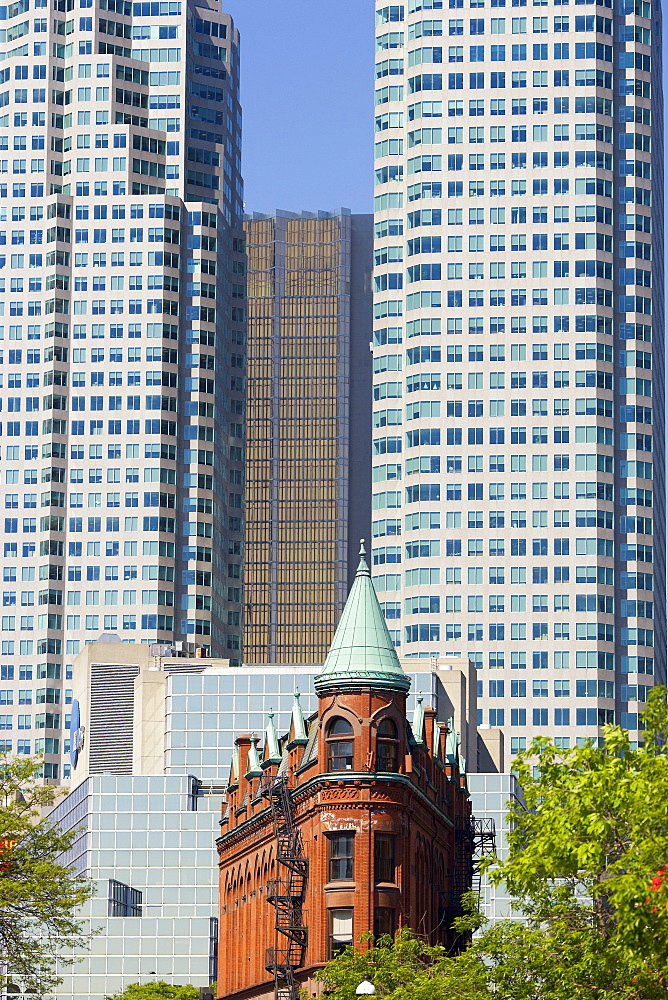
[216,547,472,1000]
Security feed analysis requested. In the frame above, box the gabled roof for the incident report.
[314,542,411,695]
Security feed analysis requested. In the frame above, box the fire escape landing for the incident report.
[442,816,497,925]
[263,775,309,1000]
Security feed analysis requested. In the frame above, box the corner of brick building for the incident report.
[216,551,473,1000]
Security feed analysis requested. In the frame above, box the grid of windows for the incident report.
[372,0,665,766]
[243,213,370,665]
[163,668,438,779]
[0,0,246,776]
[49,774,222,995]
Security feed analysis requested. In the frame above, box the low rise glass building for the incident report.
[47,640,504,999]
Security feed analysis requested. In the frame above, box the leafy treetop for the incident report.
[105,983,204,1000]
[0,753,94,998]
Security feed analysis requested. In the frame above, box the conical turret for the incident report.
[314,541,410,695]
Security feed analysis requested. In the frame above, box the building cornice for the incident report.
[216,770,454,849]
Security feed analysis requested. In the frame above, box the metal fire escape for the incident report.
[470,817,497,902]
[263,775,309,1000]
[442,816,497,925]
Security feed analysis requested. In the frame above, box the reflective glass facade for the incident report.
[243,211,372,663]
[50,774,221,999]
[164,664,440,778]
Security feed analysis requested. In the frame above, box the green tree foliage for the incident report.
[0,753,94,997]
[318,688,668,1000]
[494,684,668,984]
[316,927,490,1000]
[105,982,204,1000]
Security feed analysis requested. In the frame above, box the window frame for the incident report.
[374,832,397,884]
[326,717,355,772]
[327,832,355,882]
[374,907,396,940]
[376,716,400,772]
[328,908,353,958]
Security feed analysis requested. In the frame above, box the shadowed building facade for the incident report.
[216,548,473,1000]
[243,210,373,664]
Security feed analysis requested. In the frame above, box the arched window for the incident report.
[378,718,397,737]
[376,717,399,772]
[326,717,354,772]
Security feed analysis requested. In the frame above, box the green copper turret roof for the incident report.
[314,542,411,695]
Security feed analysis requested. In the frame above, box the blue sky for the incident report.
[225,0,374,215]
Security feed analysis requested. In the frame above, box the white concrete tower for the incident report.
[372,0,664,768]
[0,0,246,780]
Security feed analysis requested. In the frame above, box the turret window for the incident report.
[374,833,396,883]
[329,908,353,957]
[374,907,396,940]
[328,833,355,880]
[326,717,354,771]
[376,717,399,772]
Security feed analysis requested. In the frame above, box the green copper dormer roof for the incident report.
[315,541,411,695]
[227,744,240,791]
[261,711,282,768]
[411,695,426,746]
[445,718,458,765]
[244,735,263,779]
[434,720,446,763]
[459,744,467,776]
[287,691,308,749]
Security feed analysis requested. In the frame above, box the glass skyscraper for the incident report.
[243,210,372,664]
[372,0,664,767]
[0,0,246,780]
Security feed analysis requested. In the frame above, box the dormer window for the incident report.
[376,718,399,772]
[326,717,354,771]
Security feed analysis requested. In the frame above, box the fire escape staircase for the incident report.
[470,817,496,902]
[442,816,497,925]
[263,775,309,1000]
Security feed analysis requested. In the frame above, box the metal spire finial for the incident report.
[356,538,370,577]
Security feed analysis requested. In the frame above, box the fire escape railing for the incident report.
[442,816,497,924]
[263,775,309,1000]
